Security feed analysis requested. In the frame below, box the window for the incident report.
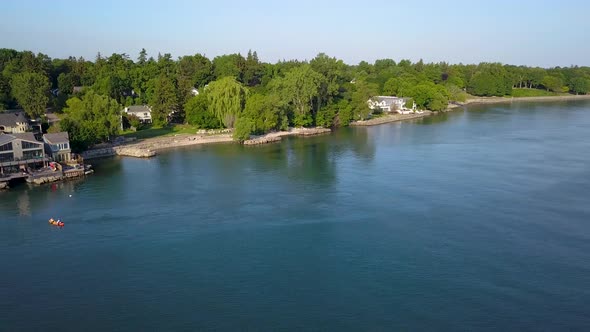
[21,141,41,149]
[0,142,13,152]
[23,150,42,159]
[0,152,13,162]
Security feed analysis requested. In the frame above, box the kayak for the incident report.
[48,218,64,227]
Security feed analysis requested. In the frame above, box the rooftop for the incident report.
[43,132,70,144]
[125,105,151,114]
[12,132,39,143]
[0,133,14,145]
[0,112,28,127]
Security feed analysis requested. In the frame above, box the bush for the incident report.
[233,117,255,142]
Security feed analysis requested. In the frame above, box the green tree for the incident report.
[350,79,378,120]
[206,77,248,128]
[57,72,75,94]
[10,71,50,118]
[150,74,178,126]
[541,75,563,92]
[184,93,220,129]
[383,77,401,95]
[212,54,245,81]
[242,93,287,134]
[233,117,255,141]
[60,90,122,151]
[270,64,323,127]
[570,77,590,95]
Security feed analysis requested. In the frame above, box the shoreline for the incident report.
[81,94,590,158]
[82,127,332,159]
[450,94,590,109]
[350,111,433,127]
[350,94,590,127]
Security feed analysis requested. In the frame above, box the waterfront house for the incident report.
[0,112,31,134]
[43,132,72,162]
[368,96,417,114]
[123,105,152,124]
[0,133,47,174]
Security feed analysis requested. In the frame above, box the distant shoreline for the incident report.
[451,94,590,108]
[349,94,590,127]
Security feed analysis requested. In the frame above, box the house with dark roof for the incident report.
[0,133,46,169]
[0,112,31,134]
[43,132,72,162]
[123,105,152,124]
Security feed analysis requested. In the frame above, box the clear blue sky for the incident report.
[1,0,588,67]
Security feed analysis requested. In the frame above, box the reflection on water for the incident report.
[16,189,30,216]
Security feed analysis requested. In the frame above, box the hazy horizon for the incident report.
[1,0,589,67]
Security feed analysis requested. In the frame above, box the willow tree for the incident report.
[206,77,248,128]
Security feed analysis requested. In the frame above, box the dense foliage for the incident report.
[1,48,589,148]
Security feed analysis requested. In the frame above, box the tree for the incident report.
[10,72,50,118]
[184,93,220,129]
[270,64,323,127]
[206,77,248,128]
[383,77,401,95]
[570,77,590,95]
[150,74,178,126]
[233,117,255,142]
[242,93,287,134]
[57,72,75,94]
[138,48,147,65]
[243,50,263,87]
[542,75,563,92]
[60,90,122,151]
[212,54,245,81]
[411,83,449,111]
[350,79,378,120]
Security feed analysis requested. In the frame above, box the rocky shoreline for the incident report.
[243,127,332,145]
[350,111,433,126]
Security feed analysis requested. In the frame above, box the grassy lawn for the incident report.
[511,88,567,97]
[121,124,201,139]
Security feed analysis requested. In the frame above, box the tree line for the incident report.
[1,48,589,149]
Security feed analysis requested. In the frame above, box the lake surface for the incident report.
[2,101,590,331]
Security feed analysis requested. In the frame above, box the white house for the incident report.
[368,96,417,114]
[0,112,31,134]
[123,105,152,124]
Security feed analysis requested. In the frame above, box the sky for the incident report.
[1,0,588,67]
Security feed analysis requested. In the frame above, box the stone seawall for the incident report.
[82,146,156,160]
[244,136,282,145]
[243,127,332,146]
[29,175,62,185]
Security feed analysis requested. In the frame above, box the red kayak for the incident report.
[48,218,64,227]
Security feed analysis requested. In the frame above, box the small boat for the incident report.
[48,218,64,227]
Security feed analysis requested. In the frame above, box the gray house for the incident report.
[0,133,46,167]
[0,112,31,134]
[43,132,72,162]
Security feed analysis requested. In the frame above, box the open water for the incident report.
[1,101,590,331]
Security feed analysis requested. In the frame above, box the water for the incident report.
[2,101,590,331]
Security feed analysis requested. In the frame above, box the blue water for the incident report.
[1,101,590,331]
